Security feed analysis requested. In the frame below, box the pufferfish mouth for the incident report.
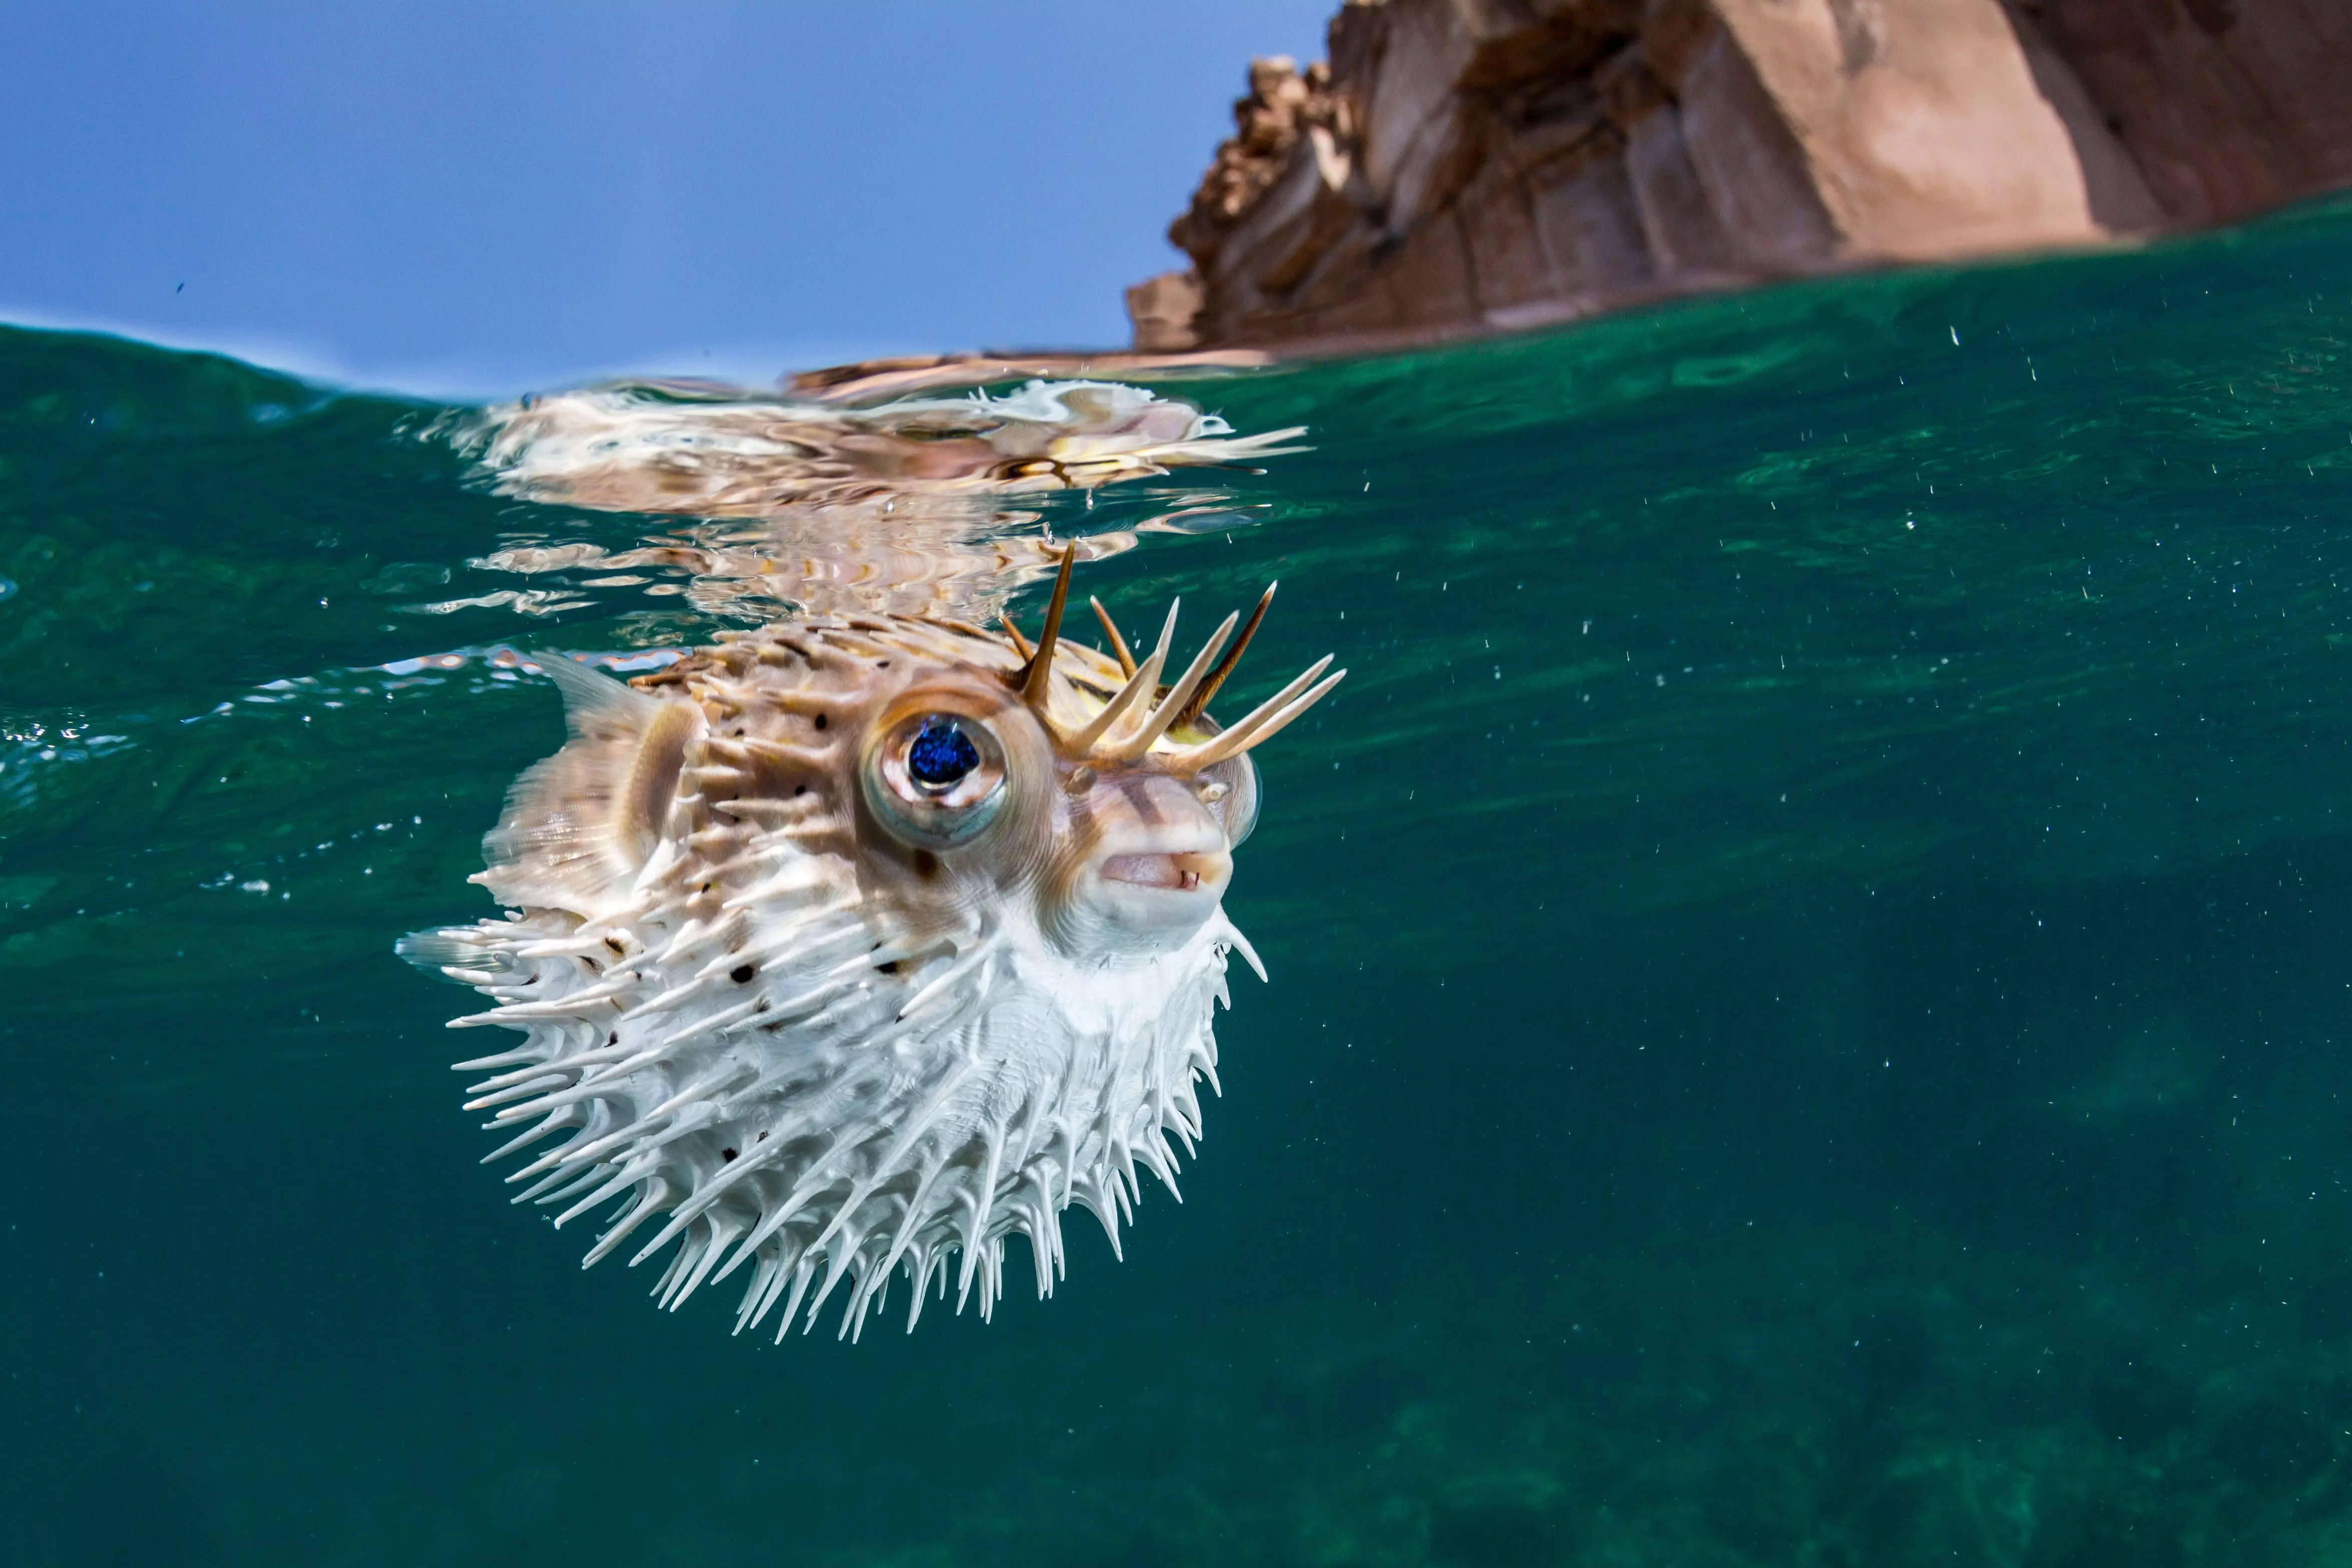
[1098,850,1232,893]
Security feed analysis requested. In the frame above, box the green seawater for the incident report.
[7,199,2352,1567]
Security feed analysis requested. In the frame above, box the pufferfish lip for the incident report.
[1098,849,1232,893]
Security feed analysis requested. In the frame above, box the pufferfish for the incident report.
[401,550,1341,1340]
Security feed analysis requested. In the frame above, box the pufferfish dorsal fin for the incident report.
[476,656,704,915]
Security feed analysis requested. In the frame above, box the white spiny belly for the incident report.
[434,906,1237,1340]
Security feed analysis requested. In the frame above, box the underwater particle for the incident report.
[402,553,1342,1340]
[0,577,15,601]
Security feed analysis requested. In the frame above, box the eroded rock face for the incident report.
[1166,56,1360,275]
[1132,0,2352,352]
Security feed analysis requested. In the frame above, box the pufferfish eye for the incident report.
[907,717,980,792]
[1196,752,1260,848]
[863,710,1008,847]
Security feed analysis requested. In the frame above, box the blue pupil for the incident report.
[907,719,980,790]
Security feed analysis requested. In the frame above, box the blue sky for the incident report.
[0,2,1332,397]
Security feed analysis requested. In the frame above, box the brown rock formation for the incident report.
[1131,0,2352,352]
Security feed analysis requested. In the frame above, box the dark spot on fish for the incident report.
[876,661,890,669]
[731,964,756,984]
[875,960,901,975]
[580,956,600,973]
[605,936,626,957]
[813,713,828,731]
[607,1031,618,1045]
[794,784,808,796]
[754,998,769,1012]
[721,1147,738,1162]
[757,1129,770,1141]
[913,849,940,879]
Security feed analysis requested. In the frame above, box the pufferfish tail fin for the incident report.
[475,655,704,915]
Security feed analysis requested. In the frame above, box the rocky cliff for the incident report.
[1126,0,2352,352]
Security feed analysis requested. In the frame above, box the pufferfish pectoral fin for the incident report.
[393,924,520,985]
[476,656,704,915]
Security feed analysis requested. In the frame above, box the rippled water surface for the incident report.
[9,199,2352,1566]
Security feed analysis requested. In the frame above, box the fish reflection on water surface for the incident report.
[402,379,1339,1339]
[437,377,1307,625]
